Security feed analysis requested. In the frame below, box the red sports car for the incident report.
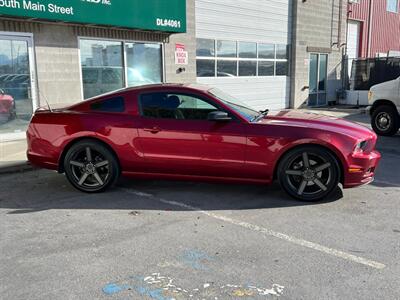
[0,91,15,123]
[27,84,381,201]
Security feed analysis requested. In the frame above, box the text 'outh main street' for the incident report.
[0,0,74,15]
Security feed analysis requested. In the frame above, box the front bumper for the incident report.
[343,150,381,188]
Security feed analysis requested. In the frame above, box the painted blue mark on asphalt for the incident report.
[102,283,130,295]
[182,249,213,270]
[136,286,172,300]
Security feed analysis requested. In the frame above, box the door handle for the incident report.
[144,126,161,134]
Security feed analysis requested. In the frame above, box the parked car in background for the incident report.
[0,89,15,124]
[368,76,400,136]
[27,84,381,202]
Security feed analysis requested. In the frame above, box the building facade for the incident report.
[291,0,348,108]
[0,0,195,143]
[3,0,392,153]
[347,0,400,60]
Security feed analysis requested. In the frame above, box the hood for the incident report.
[369,77,400,104]
[258,110,375,140]
[370,77,399,92]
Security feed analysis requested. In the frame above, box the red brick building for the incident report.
[347,0,400,59]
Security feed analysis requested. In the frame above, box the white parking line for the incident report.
[122,188,386,270]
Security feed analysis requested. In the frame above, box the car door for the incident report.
[136,91,247,177]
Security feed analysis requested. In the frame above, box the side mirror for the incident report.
[208,111,232,121]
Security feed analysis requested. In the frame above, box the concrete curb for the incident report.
[0,161,36,175]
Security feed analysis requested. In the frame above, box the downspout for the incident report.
[344,0,350,91]
[338,0,343,48]
[367,0,374,57]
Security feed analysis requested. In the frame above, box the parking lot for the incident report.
[0,112,399,300]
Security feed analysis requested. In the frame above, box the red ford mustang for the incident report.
[27,84,381,201]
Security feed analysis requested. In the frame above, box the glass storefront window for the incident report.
[80,39,162,99]
[125,43,162,87]
[80,39,124,99]
[0,38,34,137]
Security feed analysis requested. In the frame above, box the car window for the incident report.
[208,88,259,121]
[90,96,125,112]
[140,92,219,120]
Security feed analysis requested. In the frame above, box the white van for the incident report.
[367,76,400,136]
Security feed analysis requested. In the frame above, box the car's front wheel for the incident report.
[371,105,399,136]
[64,140,120,193]
[278,146,340,202]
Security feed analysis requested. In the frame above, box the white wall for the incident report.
[195,0,291,110]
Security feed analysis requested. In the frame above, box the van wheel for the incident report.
[64,140,120,193]
[371,105,399,136]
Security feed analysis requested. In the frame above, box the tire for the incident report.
[63,140,120,193]
[278,146,340,202]
[8,107,16,121]
[371,105,399,136]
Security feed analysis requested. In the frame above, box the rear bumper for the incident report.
[343,150,381,188]
[27,152,58,170]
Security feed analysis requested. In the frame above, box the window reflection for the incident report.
[0,39,32,135]
[125,43,162,87]
[80,39,162,99]
[80,39,123,99]
[217,40,237,58]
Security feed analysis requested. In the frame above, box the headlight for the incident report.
[368,90,373,102]
[354,140,368,153]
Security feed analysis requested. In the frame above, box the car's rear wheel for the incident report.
[371,105,399,136]
[278,146,340,202]
[64,140,120,193]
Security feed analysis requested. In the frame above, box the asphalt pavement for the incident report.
[0,112,399,300]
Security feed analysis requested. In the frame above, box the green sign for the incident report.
[0,0,186,33]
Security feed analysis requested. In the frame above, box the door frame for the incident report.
[0,31,38,142]
[308,52,328,107]
[347,20,361,78]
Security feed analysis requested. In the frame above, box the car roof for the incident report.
[84,83,212,102]
[127,83,211,92]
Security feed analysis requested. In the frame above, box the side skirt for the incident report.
[121,171,272,185]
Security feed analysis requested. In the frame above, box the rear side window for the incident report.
[90,96,125,112]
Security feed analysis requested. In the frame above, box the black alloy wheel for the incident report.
[278,146,340,201]
[64,140,120,193]
[371,105,399,136]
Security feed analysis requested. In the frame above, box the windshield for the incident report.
[208,88,259,121]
